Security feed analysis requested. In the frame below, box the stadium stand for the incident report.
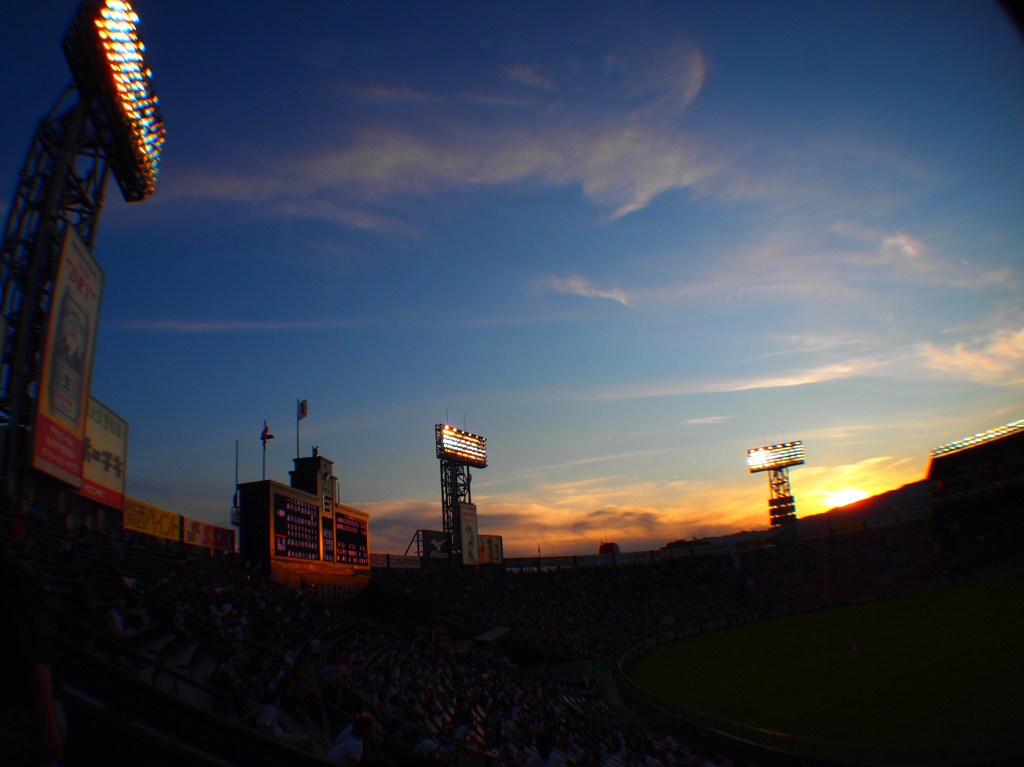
[4,434,1023,767]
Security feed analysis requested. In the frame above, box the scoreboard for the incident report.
[238,481,370,571]
[335,511,368,566]
[273,494,320,559]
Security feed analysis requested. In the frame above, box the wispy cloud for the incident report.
[503,62,554,91]
[266,198,420,235]
[106,318,370,332]
[162,40,711,226]
[685,415,734,425]
[571,358,883,402]
[881,231,925,263]
[921,325,1024,385]
[161,28,954,239]
[343,84,445,105]
[743,334,879,361]
[726,361,881,391]
[459,482,767,556]
[479,448,676,490]
[830,224,1018,291]
[545,275,632,306]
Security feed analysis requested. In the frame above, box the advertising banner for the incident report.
[460,503,478,565]
[420,529,451,566]
[124,497,181,541]
[478,534,503,565]
[80,397,127,510]
[184,518,211,547]
[370,553,421,569]
[210,525,235,552]
[184,518,235,552]
[386,554,421,569]
[32,227,104,486]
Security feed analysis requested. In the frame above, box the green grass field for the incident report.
[627,568,1024,762]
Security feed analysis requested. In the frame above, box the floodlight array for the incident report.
[436,424,488,468]
[93,0,164,196]
[746,440,805,473]
[64,0,165,201]
[930,419,1024,458]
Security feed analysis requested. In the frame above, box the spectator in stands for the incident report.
[320,654,340,706]
[523,731,561,767]
[172,606,191,639]
[255,692,285,739]
[0,552,65,767]
[256,690,315,751]
[327,711,374,765]
[413,736,446,764]
[104,598,127,638]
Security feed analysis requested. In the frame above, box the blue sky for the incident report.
[3,1,1022,556]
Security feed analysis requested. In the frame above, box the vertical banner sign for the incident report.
[80,397,127,510]
[33,227,104,486]
[460,502,479,566]
[479,534,504,565]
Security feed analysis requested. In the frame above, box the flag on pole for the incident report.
[261,421,275,444]
[297,399,308,421]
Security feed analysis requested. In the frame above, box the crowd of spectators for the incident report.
[366,519,947,664]
[367,555,741,660]
[4,492,1013,767]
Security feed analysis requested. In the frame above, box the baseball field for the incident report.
[626,567,1024,763]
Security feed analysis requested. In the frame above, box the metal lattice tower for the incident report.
[767,466,798,537]
[440,458,473,562]
[434,424,487,567]
[746,440,804,542]
[1,86,110,495]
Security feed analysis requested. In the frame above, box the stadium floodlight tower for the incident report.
[746,440,805,541]
[435,424,487,566]
[0,0,165,494]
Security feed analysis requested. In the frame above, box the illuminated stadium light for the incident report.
[930,419,1024,458]
[435,424,488,468]
[746,441,805,473]
[63,0,166,201]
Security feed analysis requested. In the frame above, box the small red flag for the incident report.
[261,421,275,444]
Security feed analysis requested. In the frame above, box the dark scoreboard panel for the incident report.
[273,494,320,560]
[270,492,368,566]
[322,515,335,562]
[335,511,368,566]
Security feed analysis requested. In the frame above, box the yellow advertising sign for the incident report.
[123,497,180,541]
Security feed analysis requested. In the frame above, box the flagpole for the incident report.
[296,398,300,459]
[261,421,274,481]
